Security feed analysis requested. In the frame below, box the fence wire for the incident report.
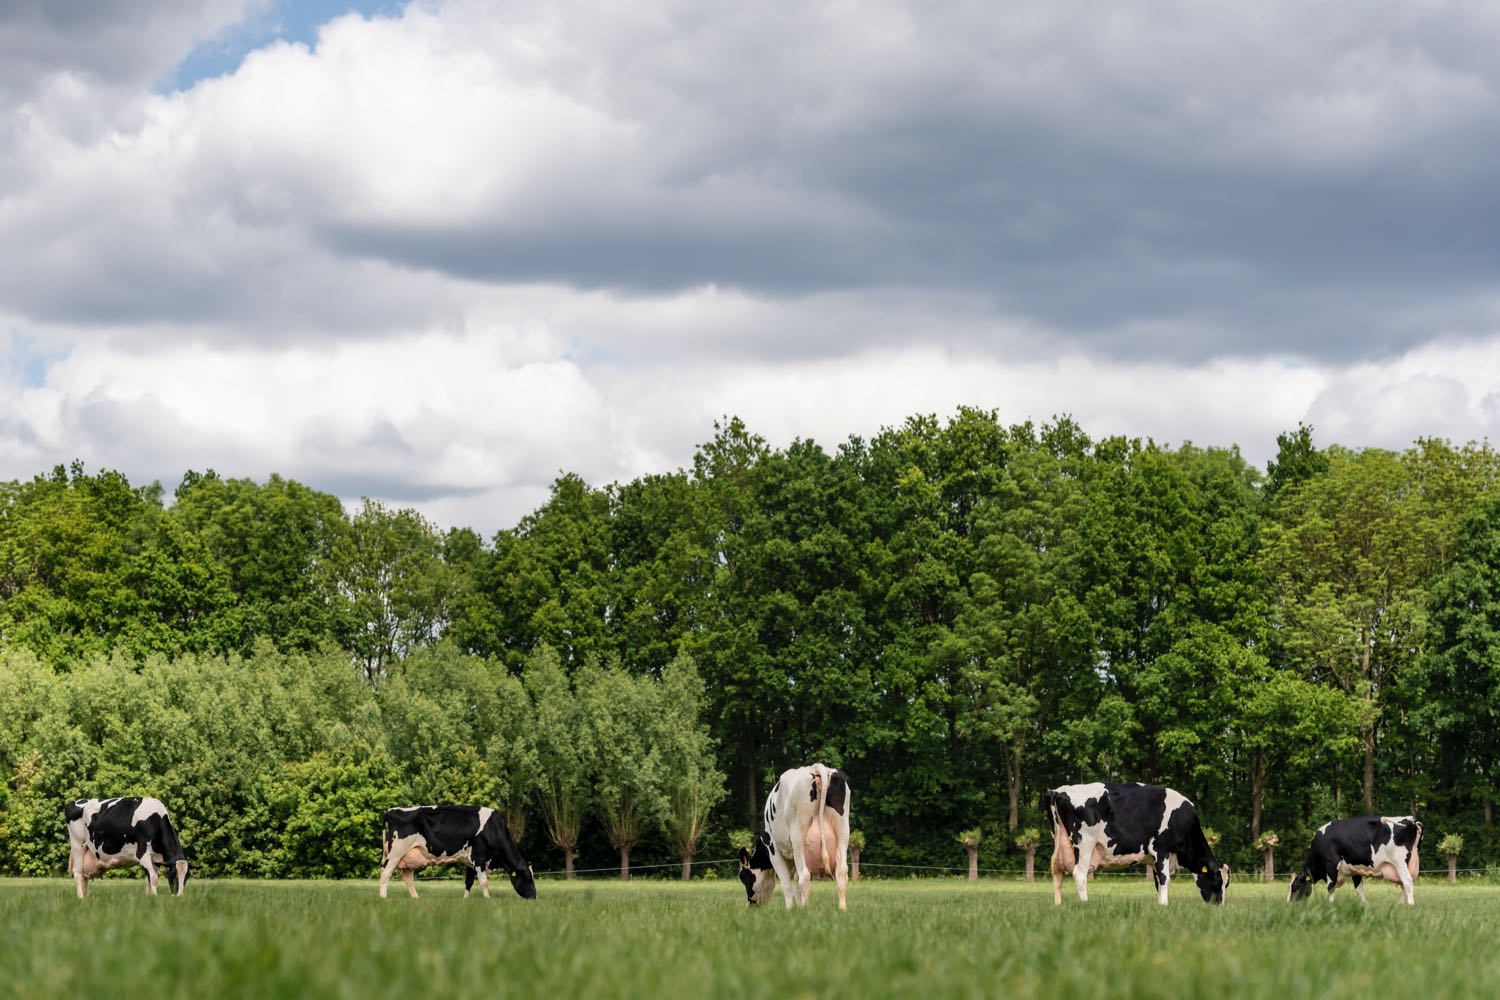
[496,859,1500,879]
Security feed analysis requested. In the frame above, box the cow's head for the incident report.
[1287,867,1314,902]
[508,862,537,899]
[737,833,775,907]
[1194,863,1229,904]
[166,859,190,895]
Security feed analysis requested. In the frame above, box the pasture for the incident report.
[8,876,1499,999]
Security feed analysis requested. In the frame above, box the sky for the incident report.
[3,0,1500,535]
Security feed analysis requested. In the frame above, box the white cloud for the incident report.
[4,1,1500,532]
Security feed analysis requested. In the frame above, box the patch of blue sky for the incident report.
[1,333,66,389]
[165,0,405,93]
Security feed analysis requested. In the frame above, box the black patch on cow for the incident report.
[383,806,535,899]
[825,770,848,816]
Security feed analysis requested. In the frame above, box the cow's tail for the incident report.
[816,765,832,876]
[1045,790,1074,874]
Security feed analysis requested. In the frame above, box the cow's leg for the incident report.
[464,866,476,899]
[1396,864,1415,905]
[72,845,89,899]
[833,831,849,913]
[400,868,419,899]
[1351,874,1365,903]
[379,837,414,899]
[789,830,812,907]
[477,869,491,899]
[1154,855,1172,906]
[138,853,160,896]
[1072,837,1092,901]
[768,844,797,910]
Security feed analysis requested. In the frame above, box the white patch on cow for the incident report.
[1158,789,1191,836]
[131,797,169,825]
[478,807,494,832]
[1053,783,1108,808]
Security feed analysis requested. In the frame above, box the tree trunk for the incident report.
[1007,744,1022,831]
[1262,848,1275,882]
[1448,855,1458,884]
[851,848,861,881]
[966,845,979,881]
[1250,751,1264,842]
[1486,798,1494,826]
[746,763,759,826]
[681,854,693,880]
[620,844,632,880]
[1024,847,1034,884]
[564,845,575,879]
[1361,641,1376,814]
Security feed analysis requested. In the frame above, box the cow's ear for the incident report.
[738,848,750,867]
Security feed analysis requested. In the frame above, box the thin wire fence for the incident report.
[501,858,1500,879]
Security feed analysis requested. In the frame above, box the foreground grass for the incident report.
[7,876,1499,998]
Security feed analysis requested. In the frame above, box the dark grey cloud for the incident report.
[5,0,1500,371]
[0,0,251,98]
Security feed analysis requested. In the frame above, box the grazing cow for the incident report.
[1047,782,1228,906]
[380,806,536,900]
[1288,816,1422,905]
[738,764,850,911]
[65,797,189,898]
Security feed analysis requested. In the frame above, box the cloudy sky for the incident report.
[4,0,1500,533]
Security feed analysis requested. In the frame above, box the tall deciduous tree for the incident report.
[1262,446,1467,812]
[658,652,726,878]
[582,659,665,879]
[524,646,593,877]
[332,500,454,685]
[1421,491,1500,825]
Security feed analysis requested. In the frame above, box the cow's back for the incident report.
[765,765,850,870]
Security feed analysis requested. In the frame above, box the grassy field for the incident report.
[7,875,1500,999]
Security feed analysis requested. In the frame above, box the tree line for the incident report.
[2,410,1499,876]
[0,643,720,879]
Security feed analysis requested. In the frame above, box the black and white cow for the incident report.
[1047,782,1228,906]
[65,797,189,898]
[380,806,536,900]
[738,764,851,911]
[1288,816,1421,905]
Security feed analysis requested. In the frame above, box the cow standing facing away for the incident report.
[65,797,189,898]
[380,806,536,900]
[1288,816,1421,905]
[1048,782,1228,906]
[738,764,851,911]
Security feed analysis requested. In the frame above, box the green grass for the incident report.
[7,875,1499,998]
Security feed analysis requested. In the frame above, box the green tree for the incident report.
[332,500,455,685]
[1421,491,1500,825]
[524,646,593,877]
[1263,447,1464,812]
[657,652,727,878]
